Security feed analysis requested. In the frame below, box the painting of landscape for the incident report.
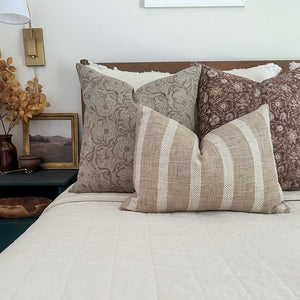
[30,134,72,163]
[28,119,73,163]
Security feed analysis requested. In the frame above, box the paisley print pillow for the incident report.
[197,65,300,191]
[70,63,201,193]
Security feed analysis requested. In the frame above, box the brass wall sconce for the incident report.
[22,27,45,66]
[0,0,45,66]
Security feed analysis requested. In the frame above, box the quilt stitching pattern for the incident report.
[8,226,60,300]
[60,216,94,297]
[171,213,208,299]
[277,203,300,229]
[261,216,300,255]
[222,213,298,299]
[146,213,159,300]
[195,212,253,299]
[0,198,300,300]
[107,209,122,299]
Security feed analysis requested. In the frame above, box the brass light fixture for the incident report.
[22,26,45,66]
[0,0,45,66]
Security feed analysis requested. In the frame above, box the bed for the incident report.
[0,60,299,300]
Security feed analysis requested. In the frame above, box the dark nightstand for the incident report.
[0,169,77,252]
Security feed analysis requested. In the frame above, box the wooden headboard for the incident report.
[79,58,299,120]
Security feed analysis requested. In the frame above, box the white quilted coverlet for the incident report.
[0,191,299,300]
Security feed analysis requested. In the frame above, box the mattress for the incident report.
[0,189,299,300]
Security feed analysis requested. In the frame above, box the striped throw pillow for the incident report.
[120,105,289,213]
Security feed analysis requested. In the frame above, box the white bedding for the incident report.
[0,190,299,300]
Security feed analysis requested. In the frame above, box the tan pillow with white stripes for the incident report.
[120,105,289,214]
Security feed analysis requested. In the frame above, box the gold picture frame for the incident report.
[23,113,79,169]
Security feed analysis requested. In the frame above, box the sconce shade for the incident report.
[0,0,30,25]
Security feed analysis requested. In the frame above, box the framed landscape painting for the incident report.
[23,113,78,169]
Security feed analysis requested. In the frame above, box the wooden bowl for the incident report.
[18,156,41,171]
[0,197,51,218]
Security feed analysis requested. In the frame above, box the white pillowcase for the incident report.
[88,62,282,88]
[289,61,300,71]
[283,191,300,202]
[224,63,282,82]
[88,63,171,91]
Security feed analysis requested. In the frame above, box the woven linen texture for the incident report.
[120,105,289,213]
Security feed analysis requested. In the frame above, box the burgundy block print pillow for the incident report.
[197,65,300,191]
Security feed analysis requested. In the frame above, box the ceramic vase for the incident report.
[0,134,18,171]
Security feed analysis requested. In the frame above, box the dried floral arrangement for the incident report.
[0,50,50,135]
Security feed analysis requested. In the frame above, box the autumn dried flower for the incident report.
[0,50,50,135]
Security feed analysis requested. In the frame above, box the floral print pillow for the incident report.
[197,65,300,191]
[70,64,201,193]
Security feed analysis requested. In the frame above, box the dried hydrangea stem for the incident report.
[0,113,8,135]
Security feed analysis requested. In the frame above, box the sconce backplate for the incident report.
[22,28,46,66]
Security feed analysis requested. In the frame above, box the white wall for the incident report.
[1,0,300,154]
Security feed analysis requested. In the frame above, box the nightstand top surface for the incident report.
[0,169,78,186]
